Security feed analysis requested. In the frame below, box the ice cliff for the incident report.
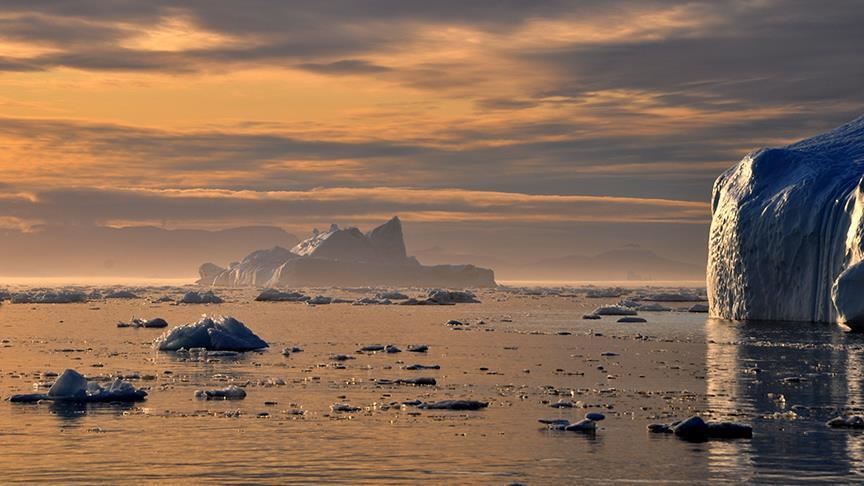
[708,116,864,326]
[198,216,496,288]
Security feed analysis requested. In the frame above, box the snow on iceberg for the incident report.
[708,116,864,326]
[153,315,268,351]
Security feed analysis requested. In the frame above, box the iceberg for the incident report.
[708,116,864,326]
[153,315,268,351]
[180,290,224,304]
[9,369,147,403]
[197,216,496,288]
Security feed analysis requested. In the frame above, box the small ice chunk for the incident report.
[194,385,247,400]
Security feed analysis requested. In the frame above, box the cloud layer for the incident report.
[0,1,862,270]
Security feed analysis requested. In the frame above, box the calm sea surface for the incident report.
[0,289,862,484]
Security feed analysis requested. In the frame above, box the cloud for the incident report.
[0,186,708,229]
[0,0,861,269]
[296,59,392,75]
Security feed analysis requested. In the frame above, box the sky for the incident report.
[0,0,862,274]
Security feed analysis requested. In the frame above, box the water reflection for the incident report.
[706,319,864,481]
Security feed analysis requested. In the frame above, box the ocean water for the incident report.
[0,289,862,484]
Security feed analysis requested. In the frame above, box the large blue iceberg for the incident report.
[154,315,268,351]
[708,116,864,326]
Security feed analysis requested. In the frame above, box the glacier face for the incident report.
[708,116,864,325]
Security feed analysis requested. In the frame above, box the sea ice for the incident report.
[11,290,88,304]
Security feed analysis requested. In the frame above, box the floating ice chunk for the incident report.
[118,317,168,328]
[10,369,147,403]
[255,289,309,302]
[153,315,268,352]
[194,385,247,400]
[565,419,597,432]
[418,400,488,410]
[331,403,361,413]
[592,305,638,316]
[688,303,709,313]
[538,414,602,433]
[394,377,436,386]
[827,415,864,429]
[648,415,752,440]
[180,291,224,304]
[426,289,480,304]
[403,364,440,370]
[638,303,672,312]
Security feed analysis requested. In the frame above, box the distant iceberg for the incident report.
[708,116,864,326]
[197,216,496,288]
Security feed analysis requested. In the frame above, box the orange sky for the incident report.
[0,1,862,265]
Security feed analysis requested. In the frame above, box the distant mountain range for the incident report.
[0,225,298,278]
[415,246,703,281]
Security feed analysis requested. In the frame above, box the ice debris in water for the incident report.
[153,315,268,351]
[117,317,168,328]
[592,305,638,316]
[648,416,752,440]
[827,415,864,429]
[255,289,309,302]
[9,369,147,403]
[539,413,605,433]
[425,289,480,304]
[418,400,488,410]
[180,291,224,304]
[194,385,247,400]
[331,403,362,413]
[11,290,88,304]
